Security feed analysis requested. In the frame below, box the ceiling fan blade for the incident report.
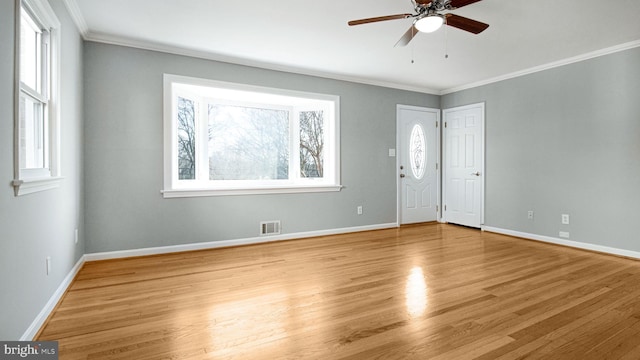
[445,13,489,34]
[448,0,483,9]
[348,13,412,26]
[395,26,418,47]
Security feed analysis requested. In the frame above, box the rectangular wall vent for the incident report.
[260,220,281,236]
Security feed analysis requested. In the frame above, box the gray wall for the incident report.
[0,0,84,340]
[442,47,640,252]
[83,42,439,253]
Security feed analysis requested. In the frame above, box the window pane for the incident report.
[299,110,324,178]
[19,94,45,169]
[20,8,42,93]
[177,97,196,180]
[410,124,426,180]
[208,104,289,180]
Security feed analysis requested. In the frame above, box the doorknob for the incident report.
[471,171,481,176]
[400,174,406,178]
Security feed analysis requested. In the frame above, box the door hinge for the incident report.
[445,122,447,128]
[436,205,439,212]
[436,121,439,128]
[436,163,438,170]
[444,205,447,211]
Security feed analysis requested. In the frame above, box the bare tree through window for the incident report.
[177,97,196,180]
[208,104,289,180]
[299,110,324,178]
[175,91,330,185]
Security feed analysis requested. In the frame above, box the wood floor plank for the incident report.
[36,223,640,359]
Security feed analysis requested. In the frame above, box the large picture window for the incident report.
[13,0,61,196]
[163,75,341,197]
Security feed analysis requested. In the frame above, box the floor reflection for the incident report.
[405,266,428,318]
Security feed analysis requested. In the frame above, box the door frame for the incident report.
[442,102,485,226]
[396,104,441,225]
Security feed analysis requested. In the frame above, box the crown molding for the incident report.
[61,0,88,36]
[440,40,640,95]
[84,31,441,95]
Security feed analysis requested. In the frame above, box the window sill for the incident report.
[12,176,63,196]
[162,185,343,198]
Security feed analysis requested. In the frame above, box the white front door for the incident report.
[443,103,484,228]
[397,105,439,225]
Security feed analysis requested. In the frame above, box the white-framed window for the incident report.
[12,0,61,196]
[163,74,341,197]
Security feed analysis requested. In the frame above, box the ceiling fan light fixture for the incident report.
[415,15,444,33]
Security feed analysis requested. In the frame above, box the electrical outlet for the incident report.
[562,214,570,225]
[527,211,534,220]
[357,206,363,215]
[559,231,570,238]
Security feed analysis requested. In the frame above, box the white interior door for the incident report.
[397,105,439,225]
[443,103,484,228]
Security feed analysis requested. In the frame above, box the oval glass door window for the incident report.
[410,124,426,180]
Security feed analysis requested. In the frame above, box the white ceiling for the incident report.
[68,0,640,94]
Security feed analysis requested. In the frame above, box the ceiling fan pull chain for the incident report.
[411,33,415,64]
[444,18,450,59]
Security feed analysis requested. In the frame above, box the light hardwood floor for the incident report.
[37,223,640,359]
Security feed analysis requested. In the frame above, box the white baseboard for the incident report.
[482,226,640,260]
[85,222,399,261]
[21,255,86,340]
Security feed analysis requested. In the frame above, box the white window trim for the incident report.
[163,74,342,198]
[13,0,62,196]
